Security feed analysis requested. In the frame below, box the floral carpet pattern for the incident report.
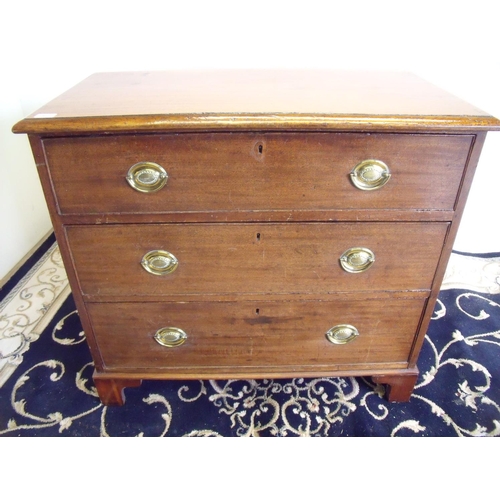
[0,240,69,387]
[1,246,499,436]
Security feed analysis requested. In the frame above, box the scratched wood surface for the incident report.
[43,132,473,216]
[65,222,448,298]
[13,70,500,134]
[88,297,426,372]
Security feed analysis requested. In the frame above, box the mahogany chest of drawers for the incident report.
[14,70,500,405]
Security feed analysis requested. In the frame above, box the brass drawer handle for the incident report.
[326,324,359,345]
[340,247,375,273]
[154,327,187,347]
[141,250,178,275]
[350,159,391,190]
[126,161,168,193]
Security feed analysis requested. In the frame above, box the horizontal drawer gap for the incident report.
[82,290,431,303]
[60,210,455,224]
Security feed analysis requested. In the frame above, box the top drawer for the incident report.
[43,132,473,216]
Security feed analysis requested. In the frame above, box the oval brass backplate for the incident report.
[126,161,168,193]
[326,324,359,345]
[141,250,178,276]
[339,247,375,273]
[154,327,187,347]
[350,159,391,191]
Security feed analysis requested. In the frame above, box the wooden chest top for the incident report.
[13,70,500,135]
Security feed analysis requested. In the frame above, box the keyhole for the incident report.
[256,232,261,241]
[255,308,260,315]
[254,141,264,157]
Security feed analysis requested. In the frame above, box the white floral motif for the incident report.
[456,292,500,320]
[0,359,102,435]
[178,380,207,402]
[406,292,500,436]
[0,243,70,387]
[52,310,86,345]
[432,298,446,320]
[391,420,426,436]
[100,393,173,437]
[183,377,359,436]
[184,430,223,437]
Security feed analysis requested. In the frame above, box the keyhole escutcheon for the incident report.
[253,141,265,160]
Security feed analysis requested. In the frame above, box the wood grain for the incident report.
[65,222,448,298]
[92,375,142,406]
[13,70,500,134]
[87,297,426,372]
[408,132,488,367]
[43,132,473,215]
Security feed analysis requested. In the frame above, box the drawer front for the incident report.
[44,133,472,215]
[88,297,426,371]
[66,222,448,297]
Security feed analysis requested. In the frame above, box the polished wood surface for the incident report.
[372,368,419,403]
[13,70,500,134]
[15,71,500,404]
[43,132,472,215]
[408,132,488,367]
[93,375,142,407]
[66,222,448,298]
[88,298,426,371]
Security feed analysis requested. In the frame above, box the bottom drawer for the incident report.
[88,298,426,373]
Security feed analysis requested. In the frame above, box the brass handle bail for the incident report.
[350,159,391,190]
[126,161,168,193]
[154,327,187,347]
[326,324,359,345]
[141,250,178,276]
[340,247,375,273]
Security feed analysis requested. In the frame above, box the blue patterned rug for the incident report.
[1,251,500,436]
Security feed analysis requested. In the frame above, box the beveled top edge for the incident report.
[12,112,500,135]
[12,70,500,135]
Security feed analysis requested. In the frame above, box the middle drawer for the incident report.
[66,222,448,298]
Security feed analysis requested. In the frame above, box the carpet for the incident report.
[1,243,499,437]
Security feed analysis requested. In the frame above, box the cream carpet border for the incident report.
[0,243,70,387]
